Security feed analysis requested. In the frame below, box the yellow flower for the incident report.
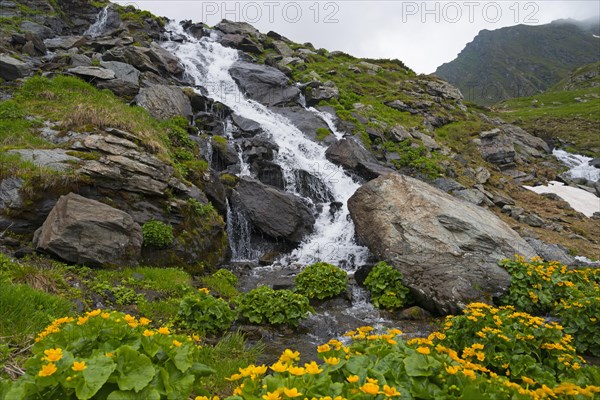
[283,387,302,397]
[172,340,182,347]
[195,397,209,400]
[382,385,401,396]
[88,309,101,317]
[288,366,306,376]
[143,330,155,337]
[416,347,430,355]
[72,361,87,372]
[124,314,136,323]
[445,365,460,375]
[347,375,359,383]
[262,392,281,400]
[233,386,243,395]
[77,316,89,325]
[279,349,300,363]
[157,327,170,335]
[198,287,210,294]
[105,352,113,358]
[192,334,201,342]
[325,357,340,365]
[522,376,536,385]
[317,344,331,353]
[360,382,379,395]
[43,348,63,362]
[462,369,475,380]
[101,312,110,319]
[38,363,57,377]
[270,361,288,373]
[304,361,323,374]
[139,317,151,326]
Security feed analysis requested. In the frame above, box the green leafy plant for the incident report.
[315,127,330,141]
[500,256,600,355]
[1,310,213,399]
[142,220,174,248]
[200,269,239,300]
[236,286,313,327]
[363,261,410,309]
[225,321,600,399]
[177,290,236,335]
[187,198,218,218]
[295,262,347,300]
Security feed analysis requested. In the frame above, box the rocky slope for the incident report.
[493,62,600,156]
[0,1,598,315]
[435,19,600,105]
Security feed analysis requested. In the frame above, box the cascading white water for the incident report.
[84,6,110,38]
[553,149,599,181]
[162,23,370,268]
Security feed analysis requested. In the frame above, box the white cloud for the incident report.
[114,1,600,73]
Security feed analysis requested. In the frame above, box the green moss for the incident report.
[219,173,238,187]
[212,135,228,152]
[315,127,331,141]
[142,220,175,248]
[115,4,165,28]
[382,140,443,179]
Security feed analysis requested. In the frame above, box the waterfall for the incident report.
[162,23,370,269]
[553,149,600,182]
[85,6,110,38]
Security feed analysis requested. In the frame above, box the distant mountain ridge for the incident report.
[435,19,600,105]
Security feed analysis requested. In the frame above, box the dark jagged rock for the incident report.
[525,238,576,265]
[0,55,31,80]
[134,85,192,120]
[270,106,332,143]
[68,66,115,80]
[229,61,300,106]
[215,20,259,36]
[254,161,285,190]
[326,137,394,180]
[348,173,537,315]
[231,113,262,136]
[102,46,159,74]
[33,193,142,267]
[221,34,263,54]
[294,169,334,203]
[231,177,315,243]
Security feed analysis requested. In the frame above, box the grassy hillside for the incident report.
[493,63,600,156]
[435,20,600,105]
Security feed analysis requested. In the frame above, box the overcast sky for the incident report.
[114,1,600,73]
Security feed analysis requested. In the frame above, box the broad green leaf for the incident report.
[107,387,160,400]
[76,355,117,400]
[115,346,156,392]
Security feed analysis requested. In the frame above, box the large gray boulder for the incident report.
[231,177,315,243]
[326,137,394,180]
[229,61,300,106]
[0,55,31,80]
[33,193,142,267]
[134,85,192,120]
[348,173,537,315]
[68,66,115,80]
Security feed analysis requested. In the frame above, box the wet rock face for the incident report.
[325,137,394,181]
[231,177,315,244]
[33,193,142,267]
[348,173,537,315]
[134,85,192,120]
[229,61,300,106]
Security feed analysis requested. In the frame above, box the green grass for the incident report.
[198,332,264,397]
[494,86,600,156]
[94,266,193,298]
[13,76,170,158]
[315,127,330,141]
[0,281,73,347]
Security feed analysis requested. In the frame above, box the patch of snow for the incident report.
[523,181,599,218]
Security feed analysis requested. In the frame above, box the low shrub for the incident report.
[0,310,213,399]
[142,220,174,248]
[200,269,239,299]
[226,321,600,399]
[236,286,313,327]
[500,256,600,356]
[363,261,410,309]
[177,290,236,335]
[295,262,347,300]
